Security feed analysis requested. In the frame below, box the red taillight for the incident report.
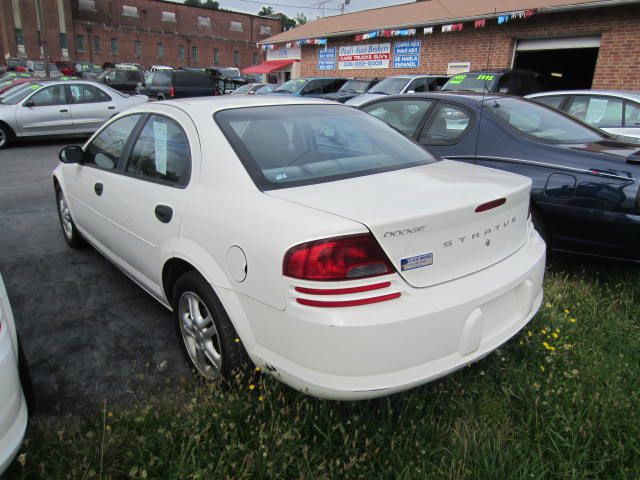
[169,86,175,98]
[297,293,401,308]
[283,234,394,281]
[475,198,506,213]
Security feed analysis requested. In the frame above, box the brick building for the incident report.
[261,0,640,90]
[0,0,281,70]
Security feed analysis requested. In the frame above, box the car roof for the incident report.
[384,74,448,79]
[360,91,505,106]
[528,90,640,102]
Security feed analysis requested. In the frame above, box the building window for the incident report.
[157,43,164,59]
[135,41,142,57]
[197,16,211,28]
[78,0,96,12]
[230,21,243,32]
[111,38,118,55]
[60,33,68,50]
[161,11,176,22]
[94,36,101,53]
[260,25,272,35]
[178,45,185,62]
[233,50,239,66]
[191,46,199,63]
[122,5,139,17]
[213,48,219,65]
[14,28,24,46]
[253,52,259,65]
[77,34,86,52]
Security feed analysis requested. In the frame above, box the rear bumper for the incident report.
[0,326,27,474]
[236,226,546,400]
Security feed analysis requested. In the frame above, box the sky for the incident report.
[176,0,412,18]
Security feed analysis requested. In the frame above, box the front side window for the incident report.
[419,103,471,145]
[363,99,434,137]
[126,115,190,186]
[487,97,604,144]
[70,84,111,104]
[567,95,623,129]
[216,105,436,190]
[407,78,428,93]
[624,101,640,127]
[28,85,68,107]
[85,115,141,170]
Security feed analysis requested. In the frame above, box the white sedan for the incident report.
[52,96,546,400]
[0,273,30,474]
[0,80,148,149]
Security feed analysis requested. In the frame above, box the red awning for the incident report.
[241,59,296,75]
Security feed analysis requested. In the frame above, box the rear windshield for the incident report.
[443,73,499,93]
[368,77,408,95]
[216,105,436,190]
[487,97,605,144]
[174,72,213,87]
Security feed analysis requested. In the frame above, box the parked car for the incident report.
[359,93,640,262]
[73,62,103,79]
[0,80,148,149]
[53,96,545,400]
[55,61,75,76]
[316,78,380,103]
[27,61,62,79]
[1,72,33,81]
[206,67,247,94]
[230,83,267,95]
[527,90,640,140]
[346,75,449,107]
[254,84,280,95]
[273,77,348,97]
[149,65,173,73]
[96,67,145,94]
[442,69,544,96]
[141,70,217,100]
[6,58,28,72]
[0,273,32,475]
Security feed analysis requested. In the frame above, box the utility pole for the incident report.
[340,0,351,15]
[312,0,330,18]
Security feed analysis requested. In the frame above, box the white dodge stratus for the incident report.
[53,96,545,400]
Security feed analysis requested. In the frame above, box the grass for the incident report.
[6,263,640,479]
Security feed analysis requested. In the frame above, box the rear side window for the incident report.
[153,72,171,87]
[215,105,436,190]
[85,115,141,170]
[532,95,565,109]
[567,96,623,128]
[125,115,190,186]
[625,101,640,127]
[362,99,434,136]
[70,84,111,103]
[174,72,212,87]
[406,78,428,93]
[419,104,471,145]
[302,80,324,95]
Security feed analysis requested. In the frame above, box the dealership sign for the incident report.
[338,43,391,70]
[393,40,421,69]
[318,47,337,70]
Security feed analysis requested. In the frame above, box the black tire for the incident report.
[55,188,86,249]
[0,123,11,149]
[17,337,35,416]
[172,270,249,380]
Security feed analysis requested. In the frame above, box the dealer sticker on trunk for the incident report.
[401,253,433,271]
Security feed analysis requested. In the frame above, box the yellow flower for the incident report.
[544,302,552,308]
[541,329,546,335]
[527,331,533,337]
[555,328,560,333]
[234,338,240,343]
[258,396,264,402]
[564,309,570,314]
[107,411,113,418]
[249,384,255,391]
[543,342,556,352]
[540,365,545,373]
[569,318,576,324]
[255,367,261,373]
[552,333,559,339]
[106,425,111,432]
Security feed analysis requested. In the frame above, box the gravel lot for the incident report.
[0,140,190,416]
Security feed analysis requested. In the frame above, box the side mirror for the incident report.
[59,145,84,164]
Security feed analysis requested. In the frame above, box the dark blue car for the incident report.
[358,93,640,263]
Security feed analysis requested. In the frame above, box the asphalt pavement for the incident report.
[0,139,190,416]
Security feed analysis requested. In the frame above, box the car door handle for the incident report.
[59,108,69,113]
[107,106,116,110]
[94,183,103,196]
[154,204,173,224]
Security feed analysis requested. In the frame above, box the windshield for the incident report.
[8,59,26,68]
[274,79,308,94]
[339,80,371,94]
[368,77,409,95]
[216,105,436,190]
[0,83,42,104]
[256,85,277,94]
[221,68,241,79]
[443,73,499,93]
[232,84,253,94]
[487,98,605,144]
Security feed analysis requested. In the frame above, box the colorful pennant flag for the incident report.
[423,26,433,35]
[442,23,463,32]
[474,19,486,28]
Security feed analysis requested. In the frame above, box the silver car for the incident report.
[0,80,148,149]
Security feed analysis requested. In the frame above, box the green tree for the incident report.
[294,12,308,25]
[184,0,219,8]
[258,6,275,16]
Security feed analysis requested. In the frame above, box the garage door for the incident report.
[514,36,601,90]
